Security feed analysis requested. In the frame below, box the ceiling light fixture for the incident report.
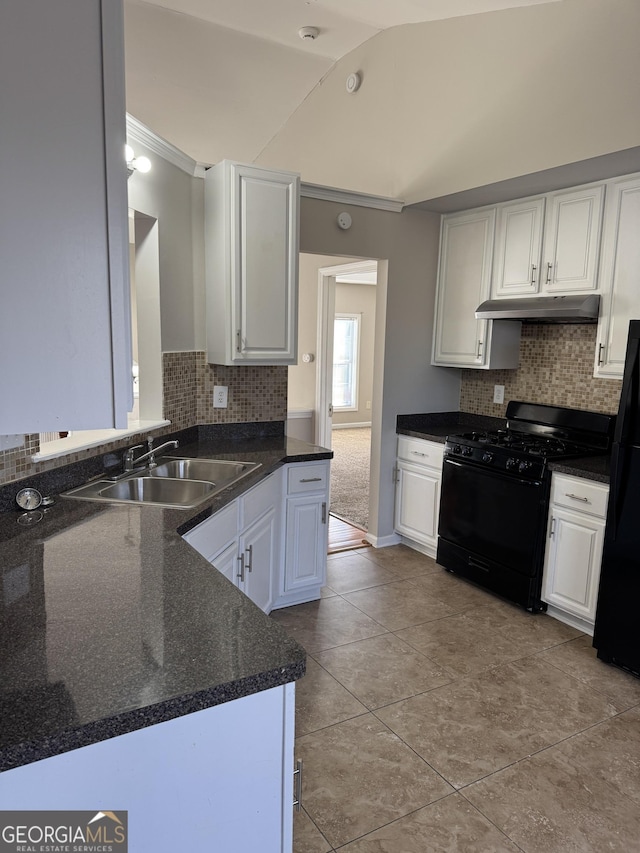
[298,26,319,41]
[125,144,151,179]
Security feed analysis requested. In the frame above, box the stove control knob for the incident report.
[506,457,519,471]
[519,460,532,473]
[482,452,494,464]
[462,445,473,457]
[452,444,462,455]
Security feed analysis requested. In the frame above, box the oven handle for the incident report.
[443,457,543,488]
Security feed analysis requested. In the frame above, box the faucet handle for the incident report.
[124,443,144,468]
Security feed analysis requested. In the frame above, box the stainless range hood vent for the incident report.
[475,294,600,324]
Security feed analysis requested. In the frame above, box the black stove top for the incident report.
[444,402,615,480]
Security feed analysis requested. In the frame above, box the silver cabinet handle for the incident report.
[410,450,428,457]
[321,502,327,524]
[549,517,556,538]
[565,493,590,503]
[300,477,322,483]
[237,553,245,582]
[293,759,303,812]
[245,544,253,572]
[546,262,553,284]
[531,263,537,285]
[236,329,242,353]
[597,343,605,366]
[476,339,483,359]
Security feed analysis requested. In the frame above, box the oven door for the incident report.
[438,456,549,578]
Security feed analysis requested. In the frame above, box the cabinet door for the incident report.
[235,165,298,363]
[240,509,276,613]
[492,198,545,297]
[432,209,495,367]
[284,495,327,593]
[394,462,441,553]
[0,0,131,433]
[211,540,241,587]
[542,185,604,293]
[543,507,605,625]
[595,175,640,378]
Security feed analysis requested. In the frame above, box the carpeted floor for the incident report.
[330,427,371,530]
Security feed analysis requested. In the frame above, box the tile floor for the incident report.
[270,545,640,852]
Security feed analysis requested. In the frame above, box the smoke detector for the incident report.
[298,26,319,41]
[346,72,361,94]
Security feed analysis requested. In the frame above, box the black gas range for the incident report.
[437,402,614,611]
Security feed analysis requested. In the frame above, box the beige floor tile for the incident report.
[408,571,499,612]
[325,553,399,594]
[297,714,454,848]
[464,743,640,852]
[319,585,338,598]
[294,808,333,853]
[314,634,452,710]
[295,657,368,736]
[270,596,387,653]
[550,706,640,804]
[376,655,618,788]
[539,635,640,711]
[361,544,441,578]
[395,609,539,677]
[479,597,584,646]
[343,579,456,631]
[339,792,521,852]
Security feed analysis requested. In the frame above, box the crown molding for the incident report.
[300,182,404,213]
[126,115,206,177]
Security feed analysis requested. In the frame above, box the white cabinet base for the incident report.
[545,602,597,637]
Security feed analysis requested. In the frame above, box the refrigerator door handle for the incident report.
[608,443,630,542]
[616,333,640,446]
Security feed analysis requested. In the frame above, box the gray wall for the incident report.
[299,197,461,543]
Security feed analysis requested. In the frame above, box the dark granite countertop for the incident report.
[0,430,331,773]
[396,412,506,443]
[396,412,611,484]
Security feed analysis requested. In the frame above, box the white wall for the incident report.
[258,0,640,203]
[299,199,460,543]
[126,138,203,352]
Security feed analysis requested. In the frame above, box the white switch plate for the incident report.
[213,386,228,408]
[0,434,24,451]
[493,384,505,404]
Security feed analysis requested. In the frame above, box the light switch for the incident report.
[493,385,505,404]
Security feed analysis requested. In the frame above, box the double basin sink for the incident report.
[63,457,262,510]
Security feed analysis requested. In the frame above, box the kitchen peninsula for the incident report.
[0,429,331,851]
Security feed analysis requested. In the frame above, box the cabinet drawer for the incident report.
[287,462,328,494]
[551,473,609,518]
[397,436,444,470]
[184,500,239,559]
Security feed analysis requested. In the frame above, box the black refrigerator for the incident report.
[593,319,640,677]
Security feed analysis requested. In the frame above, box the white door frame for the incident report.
[315,260,378,448]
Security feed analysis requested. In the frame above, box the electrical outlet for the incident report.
[213,386,228,408]
[493,384,505,404]
[366,401,371,410]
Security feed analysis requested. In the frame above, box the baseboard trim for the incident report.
[332,422,372,430]
[398,535,437,559]
[544,603,594,636]
[365,532,401,548]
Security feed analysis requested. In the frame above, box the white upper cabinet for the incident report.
[204,161,300,365]
[492,197,545,298]
[0,1,131,434]
[542,185,604,293]
[595,174,640,378]
[432,209,520,369]
[491,185,604,299]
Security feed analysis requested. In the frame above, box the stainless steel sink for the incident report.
[150,457,260,485]
[62,458,262,509]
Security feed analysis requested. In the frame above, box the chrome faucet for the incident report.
[118,436,179,477]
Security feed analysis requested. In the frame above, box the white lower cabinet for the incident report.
[273,461,330,609]
[0,683,297,853]
[542,473,609,634]
[185,460,330,613]
[184,471,281,613]
[394,436,444,557]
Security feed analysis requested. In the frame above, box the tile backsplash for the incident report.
[460,324,622,417]
[0,352,288,487]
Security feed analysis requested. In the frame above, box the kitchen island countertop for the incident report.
[0,432,331,773]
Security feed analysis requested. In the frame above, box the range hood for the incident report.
[475,294,600,323]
